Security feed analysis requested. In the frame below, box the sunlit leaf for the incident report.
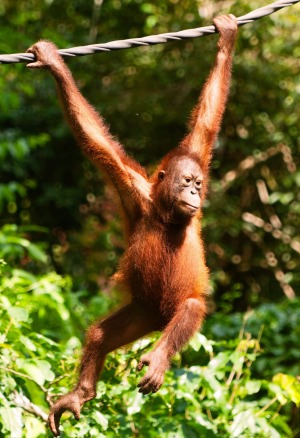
[19,335,37,352]
[0,407,23,438]
[230,410,256,437]
[127,391,144,415]
[91,411,108,430]
[273,373,300,406]
[189,332,214,354]
[8,306,29,323]
[245,380,261,395]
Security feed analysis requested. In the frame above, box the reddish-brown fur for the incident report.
[27,14,238,436]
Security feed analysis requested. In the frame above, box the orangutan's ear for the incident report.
[158,170,165,181]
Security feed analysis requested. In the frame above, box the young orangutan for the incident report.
[27,14,238,436]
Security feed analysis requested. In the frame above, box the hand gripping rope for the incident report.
[0,0,299,64]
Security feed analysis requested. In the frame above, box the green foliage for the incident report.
[0,1,300,437]
[57,333,298,438]
[0,226,299,437]
[205,300,300,377]
[1,0,300,303]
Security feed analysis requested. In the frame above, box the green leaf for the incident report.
[189,332,214,354]
[255,417,281,438]
[230,410,256,437]
[19,362,46,386]
[273,373,300,405]
[24,417,46,438]
[190,413,217,432]
[245,380,261,395]
[230,351,245,373]
[18,359,54,386]
[91,411,108,430]
[20,335,37,352]
[269,383,288,405]
[8,306,29,323]
[0,407,23,438]
[37,360,55,382]
[26,243,48,264]
[127,390,144,415]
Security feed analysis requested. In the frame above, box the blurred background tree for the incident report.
[0,0,299,436]
[1,0,299,305]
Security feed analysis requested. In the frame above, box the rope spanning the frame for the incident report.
[0,0,299,65]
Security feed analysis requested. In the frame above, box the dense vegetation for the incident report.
[0,0,299,436]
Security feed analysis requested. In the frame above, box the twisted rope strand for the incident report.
[0,0,298,64]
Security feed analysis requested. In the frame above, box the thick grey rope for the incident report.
[0,0,299,64]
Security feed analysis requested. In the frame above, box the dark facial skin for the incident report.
[156,157,203,223]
